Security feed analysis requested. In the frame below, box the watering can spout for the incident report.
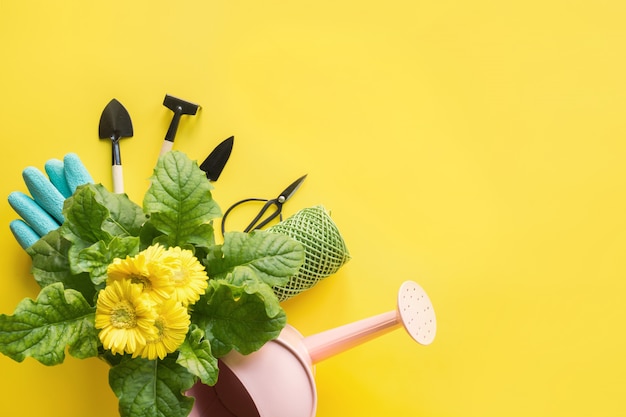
[304,310,400,363]
[303,281,436,364]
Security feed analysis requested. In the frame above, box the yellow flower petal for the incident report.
[163,246,209,305]
[95,279,157,356]
[135,298,190,360]
[107,244,175,303]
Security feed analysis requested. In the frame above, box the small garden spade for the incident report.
[98,98,134,194]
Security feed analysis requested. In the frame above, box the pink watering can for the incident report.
[188,281,437,417]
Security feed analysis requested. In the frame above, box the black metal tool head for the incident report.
[163,94,200,116]
[278,174,307,202]
[162,94,200,143]
[99,98,134,140]
[200,136,234,181]
[99,98,133,165]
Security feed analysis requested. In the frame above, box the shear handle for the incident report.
[243,199,282,232]
[221,198,282,235]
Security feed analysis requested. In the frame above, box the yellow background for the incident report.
[1,1,626,416]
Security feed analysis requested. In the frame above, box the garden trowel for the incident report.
[99,98,134,194]
[199,136,234,182]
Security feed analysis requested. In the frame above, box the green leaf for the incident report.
[91,184,146,237]
[27,230,71,283]
[74,236,140,286]
[109,356,195,417]
[62,184,114,246]
[193,281,286,357]
[206,231,305,287]
[61,183,143,246]
[176,325,219,386]
[27,230,96,302]
[150,224,216,254]
[228,268,282,317]
[138,220,162,249]
[25,185,144,304]
[143,151,221,248]
[0,282,97,365]
[61,184,144,277]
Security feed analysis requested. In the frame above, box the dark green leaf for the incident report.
[138,220,161,249]
[61,184,141,265]
[92,185,146,237]
[109,356,195,417]
[193,281,286,357]
[60,184,144,280]
[27,230,96,301]
[0,282,97,365]
[62,184,115,246]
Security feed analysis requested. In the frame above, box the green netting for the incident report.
[267,205,350,301]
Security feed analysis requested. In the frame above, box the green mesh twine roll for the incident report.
[267,205,350,301]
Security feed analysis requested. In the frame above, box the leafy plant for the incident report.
[0,151,305,417]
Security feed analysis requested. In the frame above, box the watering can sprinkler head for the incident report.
[188,281,437,417]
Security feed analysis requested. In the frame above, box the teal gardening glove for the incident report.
[8,153,94,249]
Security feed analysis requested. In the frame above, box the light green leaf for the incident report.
[0,282,97,365]
[143,151,221,248]
[109,356,195,417]
[150,224,215,254]
[193,281,286,357]
[75,236,140,286]
[176,325,219,386]
[206,230,305,287]
[228,268,282,317]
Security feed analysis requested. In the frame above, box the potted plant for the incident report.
[0,151,305,417]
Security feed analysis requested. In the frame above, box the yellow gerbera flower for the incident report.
[95,279,157,356]
[135,298,191,360]
[107,244,175,302]
[163,246,209,305]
